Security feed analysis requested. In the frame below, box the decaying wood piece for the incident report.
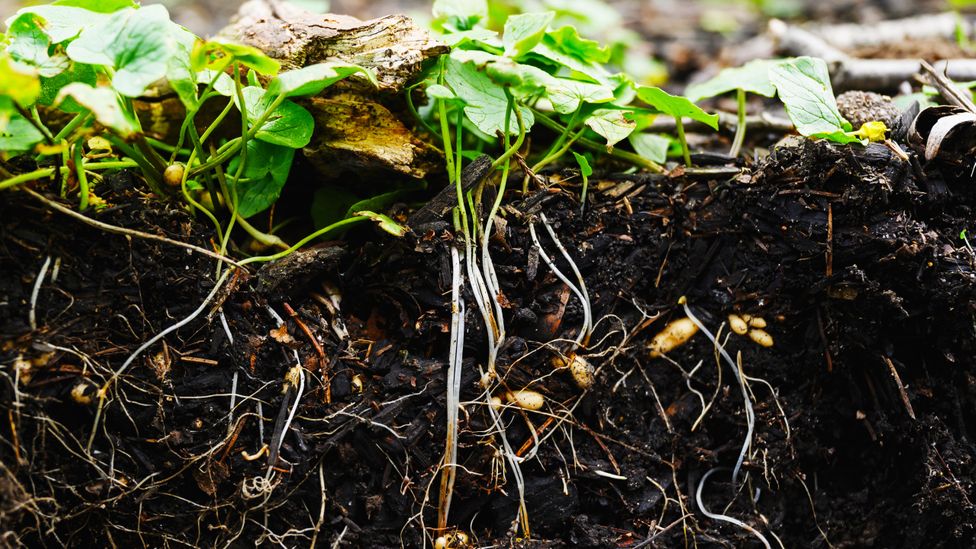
[221,0,448,178]
[769,19,976,92]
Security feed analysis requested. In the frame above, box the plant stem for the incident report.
[729,89,747,158]
[530,126,585,173]
[0,167,56,191]
[675,117,691,167]
[49,112,92,148]
[533,111,664,173]
[72,142,90,211]
[239,215,370,266]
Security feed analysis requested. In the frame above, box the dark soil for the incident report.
[3,130,976,548]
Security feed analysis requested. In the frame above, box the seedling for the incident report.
[686,59,778,157]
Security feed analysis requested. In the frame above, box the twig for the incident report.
[920,59,976,113]
[23,188,245,269]
[770,19,976,91]
[882,356,917,420]
[283,302,328,403]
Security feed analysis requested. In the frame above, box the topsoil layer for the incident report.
[2,135,976,548]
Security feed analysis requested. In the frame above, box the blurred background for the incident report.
[0,0,966,87]
[0,0,958,38]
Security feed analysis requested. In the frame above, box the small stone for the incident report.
[836,91,900,129]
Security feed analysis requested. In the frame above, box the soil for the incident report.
[3,125,976,548]
[4,1,976,548]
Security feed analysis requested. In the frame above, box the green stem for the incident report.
[48,112,92,149]
[536,104,581,166]
[0,167,56,191]
[239,215,371,266]
[530,125,585,173]
[72,142,90,211]
[199,97,236,144]
[84,160,140,171]
[187,94,285,177]
[104,135,165,194]
[487,92,524,226]
[533,111,664,173]
[405,83,442,142]
[27,105,54,143]
[181,148,224,245]
[729,89,747,158]
[675,117,691,167]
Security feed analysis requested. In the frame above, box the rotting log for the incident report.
[219,0,448,178]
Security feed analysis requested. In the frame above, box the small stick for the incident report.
[826,203,833,278]
[283,302,328,403]
[882,355,916,420]
[920,60,976,114]
[219,415,248,463]
[23,188,245,268]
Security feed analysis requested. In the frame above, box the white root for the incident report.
[266,353,304,480]
[695,467,772,549]
[88,268,233,452]
[679,297,755,485]
[529,221,591,348]
[29,256,52,331]
[438,246,465,530]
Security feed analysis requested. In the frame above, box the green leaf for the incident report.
[547,78,615,114]
[267,62,376,98]
[38,61,97,111]
[56,83,139,137]
[196,69,235,96]
[585,108,636,146]
[5,13,70,77]
[343,181,426,219]
[443,55,533,137]
[228,140,295,218]
[439,27,501,49]
[768,56,855,140]
[433,0,488,31]
[572,151,592,177]
[50,0,137,12]
[0,53,41,108]
[0,112,45,152]
[526,39,608,84]
[426,83,463,103]
[191,39,280,75]
[66,5,183,97]
[546,26,610,64]
[629,133,671,163]
[240,87,314,149]
[503,12,555,59]
[166,26,201,109]
[355,210,408,237]
[684,59,778,102]
[635,86,719,129]
[6,5,124,44]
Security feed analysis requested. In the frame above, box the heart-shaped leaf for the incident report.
[66,5,185,97]
[266,62,376,98]
[239,87,314,149]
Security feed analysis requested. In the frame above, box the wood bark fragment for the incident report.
[221,0,448,178]
[769,19,976,92]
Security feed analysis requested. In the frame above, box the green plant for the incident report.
[0,0,406,262]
